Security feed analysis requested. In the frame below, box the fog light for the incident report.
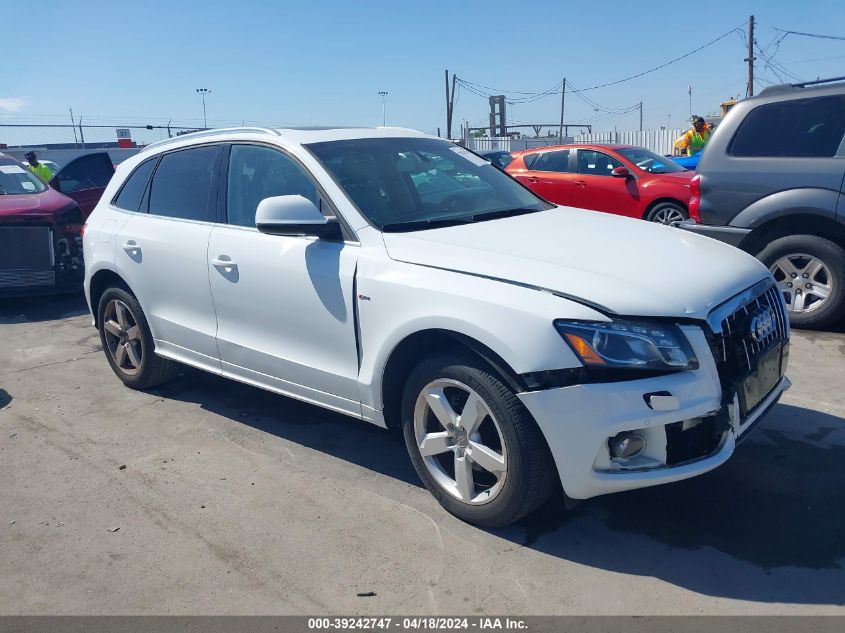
[609,432,647,460]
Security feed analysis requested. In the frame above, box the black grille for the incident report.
[709,283,789,388]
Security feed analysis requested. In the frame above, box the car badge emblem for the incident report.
[750,308,776,342]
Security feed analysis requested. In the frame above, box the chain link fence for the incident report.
[0,119,212,150]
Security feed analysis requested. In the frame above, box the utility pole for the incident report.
[378,91,388,126]
[558,78,566,143]
[445,70,452,139]
[196,88,211,128]
[69,108,78,148]
[449,74,456,138]
[745,15,756,97]
[639,101,643,132]
[444,70,457,139]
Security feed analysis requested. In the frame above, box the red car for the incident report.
[0,152,114,296]
[506,144,698,224]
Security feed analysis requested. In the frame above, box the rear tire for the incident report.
[645,201,687,225]
[757,235,845,330]
[97,287,178,389]
[401,352,556,527]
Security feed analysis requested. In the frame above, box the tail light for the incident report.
[81,224,86,239]
[688,174,701,222]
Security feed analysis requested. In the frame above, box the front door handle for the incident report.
[528,176,539,183]
[574,180,587,188]
[211,257,237,269]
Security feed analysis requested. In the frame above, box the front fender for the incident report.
[356,258,604,412]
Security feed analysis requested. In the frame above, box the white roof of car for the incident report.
[141,126,433,155]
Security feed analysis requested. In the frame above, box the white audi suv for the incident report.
[83,127,790,526]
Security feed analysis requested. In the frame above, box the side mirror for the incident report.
[255,195,342,239]
[611,166,631,178]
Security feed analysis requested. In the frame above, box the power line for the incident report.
[575,23,746,91]
[773,27,845,41]
[456,20,745,109]
[781,53,845,64]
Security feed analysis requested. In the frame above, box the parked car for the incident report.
[682,78,845,329]
[507,144,695,224]
[83,127,789,527]
[477,150,512,170]
[47,152,115,217]
[669,150,701,170]
[0,152,113,296]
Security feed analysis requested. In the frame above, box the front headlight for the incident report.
[555,319,698,372]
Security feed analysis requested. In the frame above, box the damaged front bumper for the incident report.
[517,325,790,500]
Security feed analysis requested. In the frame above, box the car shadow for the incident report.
[151,368,845,605]
[149,367,420,487]
[0,292,88,324]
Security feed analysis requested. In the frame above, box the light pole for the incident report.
[688,85,692,120]
[196,88,211,128]
[378,91,388,126]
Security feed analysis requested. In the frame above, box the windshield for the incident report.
[616,147,686,174]
[0,161,48,195]
[305,137,551,230]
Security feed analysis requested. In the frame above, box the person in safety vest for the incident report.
[674,116,712,156]
[24,152,53,182]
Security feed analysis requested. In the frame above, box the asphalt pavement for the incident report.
[1,295,843,615]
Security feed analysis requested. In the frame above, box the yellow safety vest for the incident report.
[686,129,711,155]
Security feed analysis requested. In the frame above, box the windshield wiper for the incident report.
[380,217,474,232]
[468,207,542,222]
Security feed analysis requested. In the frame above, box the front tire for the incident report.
[758,235,845,330]
[97,287,178,389]
[645,201,687,225]
[401,353,556,527]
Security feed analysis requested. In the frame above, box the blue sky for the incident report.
[3,0,845,135]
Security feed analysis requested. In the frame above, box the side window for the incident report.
[577,150,623,176]
[522,153,540,169]
[730,95,845,157]
[113,159,156,211]
[227,145,319,227]
[532,150,571,172]
[147,146,220,221]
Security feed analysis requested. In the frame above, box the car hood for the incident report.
[0,188,76,224]
[381,207,770,319]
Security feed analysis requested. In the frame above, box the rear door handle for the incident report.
[121,240,140,252]
[528,176,539,183]
[574,180,587,188]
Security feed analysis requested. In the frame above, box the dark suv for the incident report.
[683,78,845,329]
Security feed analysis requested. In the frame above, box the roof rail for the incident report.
[790,75,845,88]
[140,127,281,153]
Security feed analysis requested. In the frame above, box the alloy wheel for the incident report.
[103,299,143,376]
[770,253,832,314]
[413,379,507,505]
[651,206,686,225]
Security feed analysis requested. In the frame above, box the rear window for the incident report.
[147,146,220,221]
[729,95,845,158]
[113,159,156,211]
